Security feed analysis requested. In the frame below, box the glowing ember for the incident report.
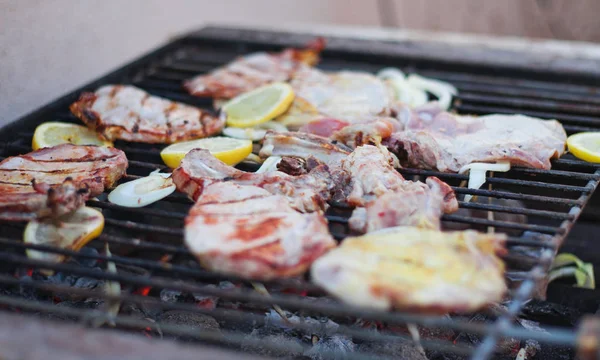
[134,286,151,296]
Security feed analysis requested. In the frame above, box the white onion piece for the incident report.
[459,161,511,202]
[255,156,282,174]
[222,127,267,141]
[377,68,428,107]
[376,67,406,80]
[108,170,175,208]
[393,79,429,107]
[244,153,264,164]
[406,74,458,110]
[257,121,288,132]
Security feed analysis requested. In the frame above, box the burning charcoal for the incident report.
[358,339,427,360]
[193,284,219,309]
[453,311,520,358]
[73,275,103,290]
[522,300,582,327]
[264,309,340,340]
[304,334,355,360]
[159,288,183,303]
[241,330,304,359]
[73,247,100,268]
[158,310,221,341]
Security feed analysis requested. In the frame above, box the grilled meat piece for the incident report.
[70,85,224,144]
[0,144,128,221]
[184,38,325,100]
[260,131,351,166]
[172,149,333,213]
[185,182,336,280]
[260,132,458,232]
[349,177,458,233]
[385,103,567,171]
[340,146,457,232]
[276,156,309,176]
[278,67,394,128]
[311,227,507,313]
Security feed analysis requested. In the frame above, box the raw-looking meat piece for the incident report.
[259,131,351,166]
[278,67,395,128]
[0,144,128,221]
[70,85,224,144]
[185,182,336,280]
[311,226,507,313]
[385,103,567,172]
[339,146,457,232]
[172,149,333,213]
[184,38,325,100]
[348,177,458,233]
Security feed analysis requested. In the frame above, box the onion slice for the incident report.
[255,156,282,174]
[223,121,289,141]
[377,68,432,108]
[458,161,511,202]
[108,169,175,208]
[406,74,458,110]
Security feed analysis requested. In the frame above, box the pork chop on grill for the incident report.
[0,144,128,221]
[185,182,336,280]
[184,38,325,100]
[172,149,333,213]
[70,85,224,144]
[385,103,567,172]
[311,226,507,313]
[259,132,457,232]
[339,146,457,232]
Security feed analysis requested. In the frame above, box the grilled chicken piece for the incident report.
[349,177,458,233]
[70,85,224,144]
[385,103,567,172]
[172,149,333,213]
[185,182,336,280]
[278,67,394,128]
[260,131,351,166]
[339,146,457,232]
[184,38,325,100]
[311,227,507,313]
[0,144,128,221]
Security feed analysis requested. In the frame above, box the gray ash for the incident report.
[158,310,221,342]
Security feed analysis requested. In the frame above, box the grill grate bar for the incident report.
[456,201,573,220]
[451,187,582,205]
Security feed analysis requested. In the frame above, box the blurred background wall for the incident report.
[1,0,599,125]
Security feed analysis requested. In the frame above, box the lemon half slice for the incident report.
[222,82,295,128]
[32,122,113,150]
[567,132,600,163]
[24,207,105,263]
[160,137,252,168]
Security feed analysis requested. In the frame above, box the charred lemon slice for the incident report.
[567,132,600,163]
[32,122,112,150]
[23,207,104,263]
[160,136,252,168]
[222,83,294,128]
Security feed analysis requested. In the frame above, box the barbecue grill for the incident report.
[2,26,600,360]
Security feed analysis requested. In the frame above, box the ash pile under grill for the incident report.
[1,26,600,360]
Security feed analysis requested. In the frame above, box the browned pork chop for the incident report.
[70,85,224,144]
[172,149,333,213]
[386,103,567,172]
[185,182,336,280]
[184,38,325,100]
[0,144,128,221]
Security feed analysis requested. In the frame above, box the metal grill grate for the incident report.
[1,27,600,359]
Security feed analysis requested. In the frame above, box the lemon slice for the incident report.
[567,132,600,163]
[160,137,252,168]
[222,82,295,128]
[24,206,104,263]
[32,122,113,150]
